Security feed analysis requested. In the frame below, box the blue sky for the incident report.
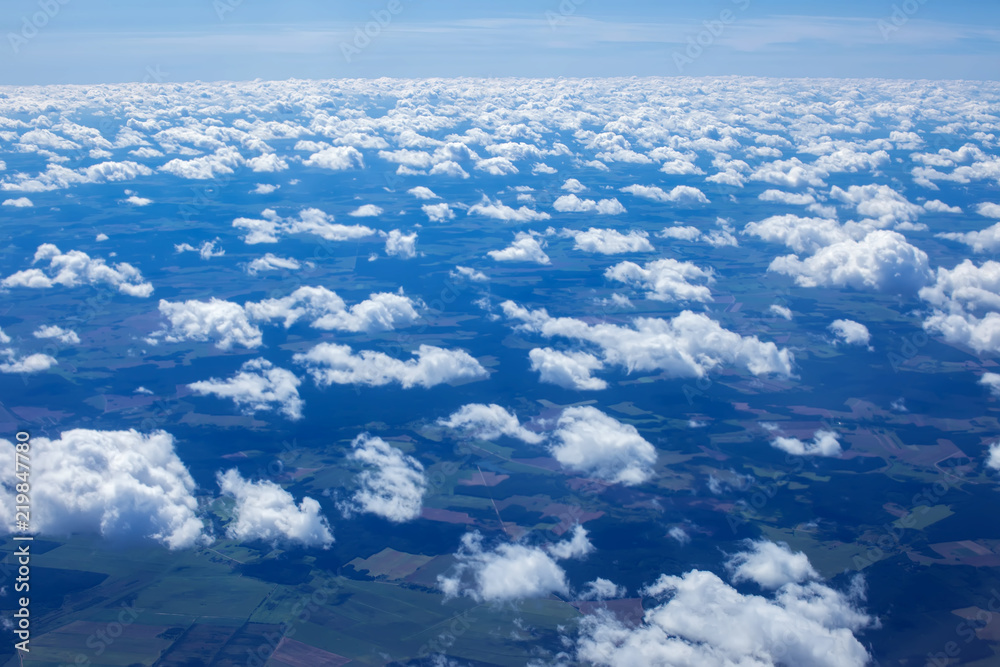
[1,0,998,84]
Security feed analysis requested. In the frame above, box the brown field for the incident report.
[269,637,352,667]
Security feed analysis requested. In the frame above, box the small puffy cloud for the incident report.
[668,526,691,545]
[919,260,1000,354]
[349,204,383,217]
[726,540,819,589]
[245,286,419,333]
[980,372,1000,398]
[379,149,433,170]
[247,153,288,173]
[95,233,109,241]
[246,253,301,275]
[657,225,702,241]
[408,186,439,199]
[550,406,657,485]
[605,258,713,302]
[573,545,873,666]
[830,184,918,223]
[450,265,488,282]
[438,527,592,602]
[124,195,152,207]
[977,202,1000,218]
[751,157,829,188]
[562,178,587,193]
[295,343,487,389]
[620,184,709,205]
[743,214,851,255]
[343,433,426,523]
[0,349,57,374]
[2,160,152,192]
[758,189,816,206]
[0,429,206,549]
[923,199,962,213]
[2,244,153,297]
[2,197,33,207]
[251,183,280,194]
[554,195,626,215]
[988,442,1000,471]
[475,156,519,176]
[468,196,551,223]
[488,232,551,264]
[438,403,543,444]
[937,222,1000,253]
[303,145,364,170]
[189,358,303,420]
[533,162,557,174]
[217,469,333,548]
[429,160,470,178]
[579,578,626,601]
[770,304,793,320]
[546,524,596,559]
[160,147,243,180]
[565,228,652,254]
[233,208,375,244]
[0,327,9,344]
[174,240,224,259]
[502,301,794,380]
[153,298,262,349]
[768,230,932,292]
[771,429,842,457]
[33,325,79,344]
[829,319,871,347]
[422,202,455,222]
[529,347,607,390]
[384,229,418,259]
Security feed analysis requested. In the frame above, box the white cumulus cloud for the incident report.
[0,429,207,549]
[294,343,487,389]
[550,406,657,485]
[343,434,426,523]
[217,469,333,548]
[189,358,303,420]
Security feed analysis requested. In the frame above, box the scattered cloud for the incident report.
[218,469,333,548]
